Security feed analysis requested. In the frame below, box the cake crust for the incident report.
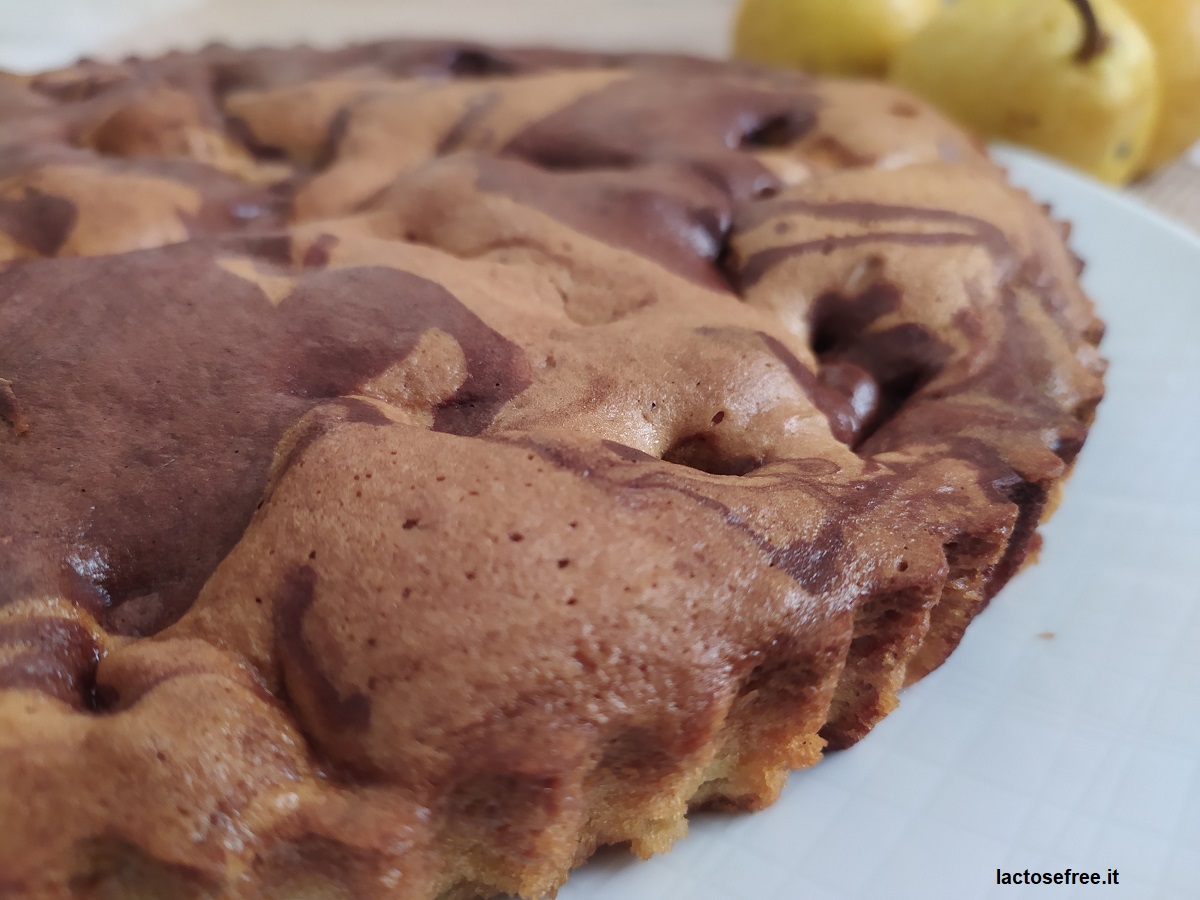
[0,41,1104,899]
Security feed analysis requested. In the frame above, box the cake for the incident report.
[0,40,1105,899]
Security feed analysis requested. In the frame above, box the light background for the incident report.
[2,3,1199,899]
[1,0,739,71]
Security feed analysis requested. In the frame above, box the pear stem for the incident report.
[1069,0,1111,62]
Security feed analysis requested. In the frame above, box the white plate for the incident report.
[5,11,1199,896]
[557,149,1200,900]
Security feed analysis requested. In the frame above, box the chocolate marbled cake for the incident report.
[0,40,1104,899]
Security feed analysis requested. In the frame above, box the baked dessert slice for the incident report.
[0,41,1104,899]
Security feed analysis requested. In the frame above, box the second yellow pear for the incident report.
[1122,0,1200,171]
[890,0,1160,184]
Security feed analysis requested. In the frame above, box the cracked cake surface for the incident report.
[0,40,1104,899]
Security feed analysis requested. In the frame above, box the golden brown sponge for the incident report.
[0,40,1105,899]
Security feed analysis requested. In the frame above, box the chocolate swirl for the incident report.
[0,40,1103,899]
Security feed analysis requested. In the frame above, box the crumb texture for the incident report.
[0,41,1104,899]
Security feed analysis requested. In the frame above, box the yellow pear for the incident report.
[1123,0,1200,171]
[890,0,1160,184]
[732,0,941,77]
